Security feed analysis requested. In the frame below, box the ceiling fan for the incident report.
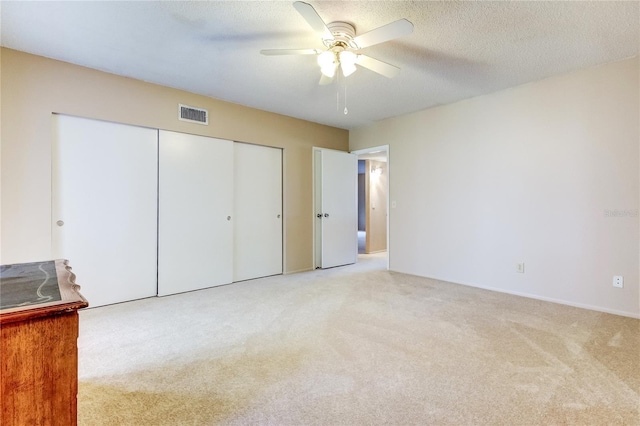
[261,1,414,85]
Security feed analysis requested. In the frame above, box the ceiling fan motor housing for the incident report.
[324,21,359,50]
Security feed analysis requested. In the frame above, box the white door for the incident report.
[233,143,283,281]
[52,114,158,307]
[314,148,358,268]
[158,131,234,296]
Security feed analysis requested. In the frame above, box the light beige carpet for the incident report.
[78,254,639,425]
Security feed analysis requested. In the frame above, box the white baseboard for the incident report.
[398,272,640,319]
[284,267,313,275]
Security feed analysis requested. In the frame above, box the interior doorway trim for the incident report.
[351,145,390,270]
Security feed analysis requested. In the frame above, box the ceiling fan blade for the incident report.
[319,73,334,85]
[353,19,413,49]
[356,55,401,78]
[293,1,334,41]
[260,48,320,56]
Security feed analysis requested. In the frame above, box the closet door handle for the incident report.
[324,213,329,218]
[227,216,231,221]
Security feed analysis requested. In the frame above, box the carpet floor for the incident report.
[77,254,639,425]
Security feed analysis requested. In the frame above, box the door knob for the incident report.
[277,214,281,218]
[324,213,329,218]
[227,216,231,221]
[56,220,64,227]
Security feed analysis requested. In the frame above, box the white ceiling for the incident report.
[1,1,638,130]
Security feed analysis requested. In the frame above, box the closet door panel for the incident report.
[158,131,234,296]
[52,114,158,307]
[233,143,283,282]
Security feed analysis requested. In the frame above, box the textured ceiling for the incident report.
[1,1,638,130]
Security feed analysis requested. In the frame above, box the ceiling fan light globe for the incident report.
[341,62,357,77]
[321,64,337,78]
[339,50,357,66]
[317,51,335,68]
[339,51,357,76]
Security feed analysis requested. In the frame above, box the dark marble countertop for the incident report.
[0,259,88,323]
[1,261,62,310]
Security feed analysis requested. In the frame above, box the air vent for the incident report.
[178,104,208,125]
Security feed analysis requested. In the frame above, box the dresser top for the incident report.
[0,259,88,323]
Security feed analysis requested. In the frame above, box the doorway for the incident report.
[352,146,389,267]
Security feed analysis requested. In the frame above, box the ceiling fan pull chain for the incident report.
[336,70,341,112]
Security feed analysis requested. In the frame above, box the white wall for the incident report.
[350,58,639,318]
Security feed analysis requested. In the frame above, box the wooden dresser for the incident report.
[1,259,88,426]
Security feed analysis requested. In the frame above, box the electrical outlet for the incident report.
[516,263,525,273]
[613,276,623,288]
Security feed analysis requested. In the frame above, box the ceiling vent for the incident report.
[178,104,208,125]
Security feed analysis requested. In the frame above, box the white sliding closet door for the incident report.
[233,143,283,282]
[52,114,158,307]
[158,131,234,296]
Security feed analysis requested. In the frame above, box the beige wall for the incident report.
[351,58,639,318]
[366,160,387,253]
[0,48,348,272]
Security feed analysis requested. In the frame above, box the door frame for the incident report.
[351,145,390,270]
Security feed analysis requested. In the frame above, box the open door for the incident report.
[314,148,358,268]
